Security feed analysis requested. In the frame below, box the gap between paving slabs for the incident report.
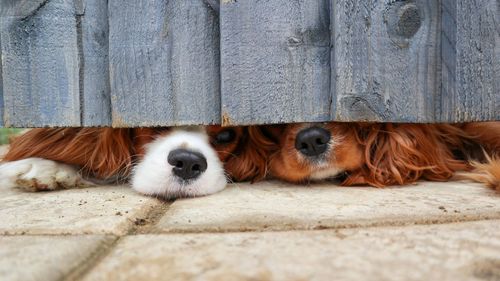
[0,235,115,281]
[0,186,169,236]
[1,181,499,236]
[0,145,172,236]
[1,180,500,281]
[80,220,500,281]
[0,184,172,281]
[73,179,500,281]
[152,181,500,233]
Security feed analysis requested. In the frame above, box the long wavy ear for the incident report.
[461,122,500,152]
[3,128,134,179]
[343,124,468,187]
[225,125,282,182]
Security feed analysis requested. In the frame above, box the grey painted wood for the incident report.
[0,0,50,18]
[0,1,498,126]
[331,0,440,122]
[108,0,220,127]
[0,0,81,127]
[441,0,499,122]
[220,0,331,125]
[203,0,219,14]
[78,0,111,126]
[0,31,3,127]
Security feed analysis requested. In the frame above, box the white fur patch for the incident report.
[0,127,227,199]
[0,158,91,191]
[310,167,344,180]
[131,128,227,199]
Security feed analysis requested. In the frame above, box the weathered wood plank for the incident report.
[0,0,81,127]
[331,0,440,122]
[441,0,499,122]
[0,31,4,127]
[108,0,220,127]
[203,0,219,14]
[78,0,111,126]
[220,0,331,125]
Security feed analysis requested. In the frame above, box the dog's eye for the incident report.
[215,129,236,144]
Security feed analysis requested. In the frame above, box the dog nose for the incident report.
[168,149,207,181]
[295,127,331,157]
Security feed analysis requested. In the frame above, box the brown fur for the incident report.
[461,122,500,151]
[223,126,279,182]
[4,123,498,189]
[343,124,469,187]
[3,126,248,182]
[244,122,500,189]
[267,123,364,183]
[458,155,500,191]
[3,128,138,179]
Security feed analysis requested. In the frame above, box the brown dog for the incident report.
[247,122,500,190]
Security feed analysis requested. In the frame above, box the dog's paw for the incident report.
[0,158,92,191]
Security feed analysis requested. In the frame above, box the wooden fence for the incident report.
[0,0,498,127]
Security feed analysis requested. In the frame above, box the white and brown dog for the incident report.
[0,126,256,199]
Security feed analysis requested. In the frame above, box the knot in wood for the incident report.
[287,36,302,46]
[396,4,421,38]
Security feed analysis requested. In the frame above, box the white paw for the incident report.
[0,158,92,191]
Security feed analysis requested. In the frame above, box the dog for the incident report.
[246,122,500,190]
[0,125,259,199]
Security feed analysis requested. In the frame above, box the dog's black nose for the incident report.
[168,149,207,181]
[295,127,331,157]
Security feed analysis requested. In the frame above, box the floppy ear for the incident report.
[131,128,164,157]
[3,128,135,179]
[224,125,281,182]
[461,122,500,152]
[343,124,468,187]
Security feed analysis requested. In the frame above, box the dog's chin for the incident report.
[298,149,343,181]
[132,169,227,200]
[131,129,228,199]
[309,166,344,181]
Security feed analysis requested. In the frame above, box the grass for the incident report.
[0,128,24,145]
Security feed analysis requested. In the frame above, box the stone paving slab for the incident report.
[155,181,500,232]
[0,235,113,281]
[0,186,162,235]
[82,220,500,281]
